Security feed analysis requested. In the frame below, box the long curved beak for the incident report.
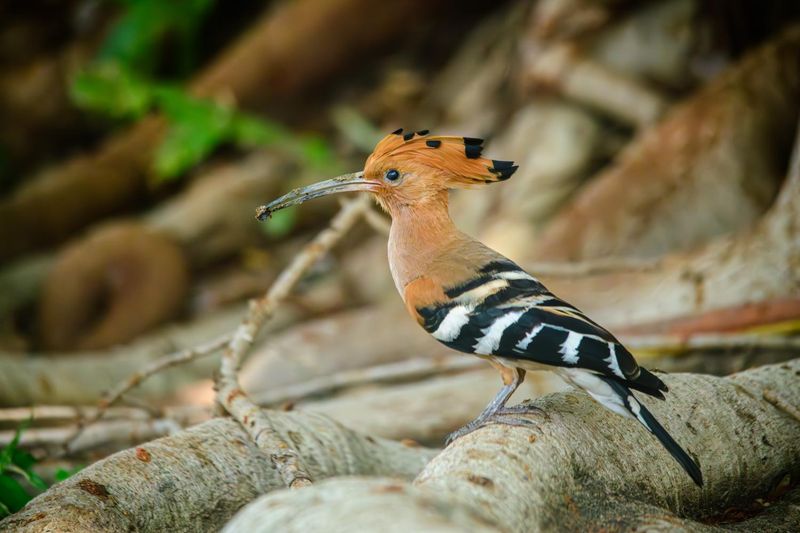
[255,171,376,220]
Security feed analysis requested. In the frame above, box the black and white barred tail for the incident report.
[565,369,703,486]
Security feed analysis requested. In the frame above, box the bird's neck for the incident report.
[387,195,471,294]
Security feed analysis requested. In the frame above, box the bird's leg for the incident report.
[446,366,544,445]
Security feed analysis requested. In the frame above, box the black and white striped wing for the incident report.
[417,260,662,394]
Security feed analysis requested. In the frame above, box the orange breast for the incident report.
[402,276,447,325]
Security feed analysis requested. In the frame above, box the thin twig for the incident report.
[216,195,370,489]
[1,405,209,453]
[624,332,800,354]
[62,335,229,450]
[521,41,668,126]
[253,354,482,406]
[0,405,148,426]
[528,257,662,277]
[8,419,182,457]
[763,388,800,424]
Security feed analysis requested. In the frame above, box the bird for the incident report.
[256,129,703,487]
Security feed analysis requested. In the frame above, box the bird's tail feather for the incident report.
[600,376,703,487]
[606,367,666,400]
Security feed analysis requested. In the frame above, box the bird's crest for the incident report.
[364,129,518,188]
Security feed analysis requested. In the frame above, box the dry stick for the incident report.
[763,389,800,424]
[623,331,800,352]
[0,405,150,426]
[254,355,481,406]
[528,257,661,277]
[216,196,370,490]
[521,41,668,127]
[62,335,229,450]
[0,405,210,452]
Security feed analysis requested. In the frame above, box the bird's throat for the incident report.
[387,199,461,293]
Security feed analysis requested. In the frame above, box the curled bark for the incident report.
[0,412,437,532]
[223,360,800,531]
[533,24,800,261]
[38,223,190,351]
[11,151,335,352]
[29,152,288,351]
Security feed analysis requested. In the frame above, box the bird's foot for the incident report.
[494,402,548,418]
[445,403,546,446]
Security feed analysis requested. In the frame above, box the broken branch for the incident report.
[216,196,370,489]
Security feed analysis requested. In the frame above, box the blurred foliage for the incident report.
[98,0,213,77]
[0,420,79,518]
[70,0,334,181]
[330,105,384,153]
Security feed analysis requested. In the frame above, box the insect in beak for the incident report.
[255,171,377,220]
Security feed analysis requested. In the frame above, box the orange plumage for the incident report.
[364,130,516,188]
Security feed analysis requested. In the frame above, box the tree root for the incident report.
[38,223,190,351]
[534,24,800,261]
[222,359,800,532]
[0,412,437,532]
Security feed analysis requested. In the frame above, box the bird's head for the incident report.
[256,129,517,219]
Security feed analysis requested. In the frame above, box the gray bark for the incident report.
[224,359,800,532]
[0,411,436,532]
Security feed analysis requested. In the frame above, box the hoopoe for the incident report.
[257,129,703,486]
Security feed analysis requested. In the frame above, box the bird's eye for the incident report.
[385,169,400,182]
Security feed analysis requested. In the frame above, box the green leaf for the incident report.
[0,418,30,471]
[9,446,35,472]
[151,86,238,179]
[54,466,83,483]
[99,0,214,75]
[0,475,32,514]
[154,121,223,179]
[0,499,10,518]
[70,61,337,181]
[298,136,334,169]
[70,65,154,119]
[3,463,45,492]
[230,115,285,146]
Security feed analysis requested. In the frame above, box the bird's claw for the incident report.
[445,404,546,446]
[493,402,548,418]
